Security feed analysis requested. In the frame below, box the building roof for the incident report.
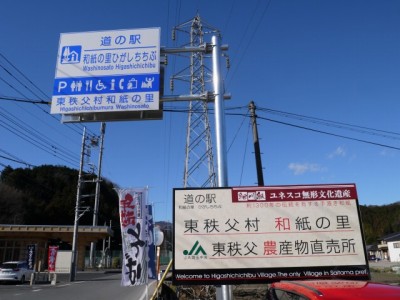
[0,224,113,244]
[380,231,400,242]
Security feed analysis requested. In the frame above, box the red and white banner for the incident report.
[118,188,148,286]
[48,246,59,272]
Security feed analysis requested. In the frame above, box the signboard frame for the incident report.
[173,184,370,285]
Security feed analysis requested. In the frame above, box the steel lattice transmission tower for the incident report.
[171,15,221,188]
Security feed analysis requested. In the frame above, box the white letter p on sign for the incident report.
[58,81,67,92]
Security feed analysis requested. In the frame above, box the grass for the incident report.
[370,268,400,285]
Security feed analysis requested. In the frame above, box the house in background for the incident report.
[366,244,378,261]
[377,232,400,262]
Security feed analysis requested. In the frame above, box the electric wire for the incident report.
[0,53,99,168]
[224,105,400,151]
[0,119,79,167]
[0,60,47,101]
[1,96,399,174]
[0,95,90,137]
[2,46,400,172]
[240,120,251,186]
[257,106,400,140]
[222,0,237,35]
[256,115,400,151]
[227,110,247,152]
[0,154,35,168]
[0,53,95,136]
[0,53,49,100]
[0,148,34,168]
[0,95,82,144]
[228,0,263,65]
[0,107,79,162]
[225,0,273,88]
[0,95,49,104]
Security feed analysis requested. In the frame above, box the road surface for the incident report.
[0,271,157,300]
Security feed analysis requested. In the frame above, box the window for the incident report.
[393,242,400,249]
[271,289,310,300]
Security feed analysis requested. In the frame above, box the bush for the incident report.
[112,257,121,268]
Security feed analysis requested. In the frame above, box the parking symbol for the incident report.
[60,45,82,64]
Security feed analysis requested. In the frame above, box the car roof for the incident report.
[271,280,400,299]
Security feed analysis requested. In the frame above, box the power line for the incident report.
[257,106,400,140]
[0,107,80,166]
[256,115,400,151]
[0,119,79,166]
[0,148,35,168]
[224,105,400,151]
[0,154,35,168]
[0,53,50,100]
[0,53,95,137]
[5,93,397,151]
[0,53,100,168]
[226,0,273,88]
[0,95,49,104]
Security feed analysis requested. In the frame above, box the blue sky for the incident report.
[1,0,400,222]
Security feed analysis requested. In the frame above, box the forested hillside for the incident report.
[0,165,121,246]
[359,202,400,244]
[1,165,399,246]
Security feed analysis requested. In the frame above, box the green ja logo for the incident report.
[183,240,206,256]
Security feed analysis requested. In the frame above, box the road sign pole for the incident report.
[212,35,232,300]
[212,35,228,187]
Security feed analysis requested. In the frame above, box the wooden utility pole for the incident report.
[249,101,264,186]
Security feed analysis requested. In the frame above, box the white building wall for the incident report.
[388,241,400,262]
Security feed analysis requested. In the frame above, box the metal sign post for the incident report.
[212,35,232,300]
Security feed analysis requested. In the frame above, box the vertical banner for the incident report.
[118,188,148,286]
[146,204,156,279]
[26,244,36,270]
[48,246,59,272]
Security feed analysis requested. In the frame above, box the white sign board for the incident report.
[55,250,72,274]
[51,28,160,115]
[173,184,370,285]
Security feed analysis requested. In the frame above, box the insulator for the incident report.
[165,55,168,65]
[170,79,174,92]
[226,57,230,69]
[172,29,176,41]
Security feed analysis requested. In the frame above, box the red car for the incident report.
[266,280,400,300]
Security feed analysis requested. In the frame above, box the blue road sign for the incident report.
[51,28,160,115]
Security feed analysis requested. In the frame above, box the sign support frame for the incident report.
[212,35,231,300]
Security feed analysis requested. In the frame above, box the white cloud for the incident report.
[380,149,395,157]
[288,163,324,175]
[328,146,346,159]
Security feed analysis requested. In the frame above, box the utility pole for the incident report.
[89,122,106,268]
[249,101,264,186]
[70,127,86,282]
